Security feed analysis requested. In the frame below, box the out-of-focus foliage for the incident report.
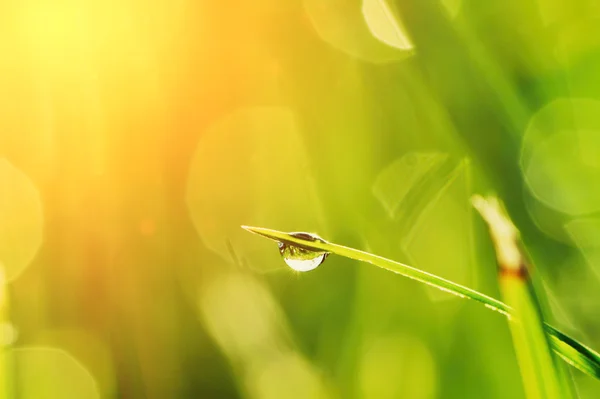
[186,106,325,272]
[0,0,599,397]
[362,0,413,51]
[6,347,100,399]
[0,159,43,281]
[522,99,600,216]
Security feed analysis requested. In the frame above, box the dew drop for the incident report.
[278,232,330,272]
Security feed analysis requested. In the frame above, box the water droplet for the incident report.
[278,232,329,272]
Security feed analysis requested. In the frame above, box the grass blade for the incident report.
[241,225,600,381]
[473,195,571,399]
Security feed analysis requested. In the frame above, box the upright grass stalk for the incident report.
[241,224,600,381]
[472,196,570,399]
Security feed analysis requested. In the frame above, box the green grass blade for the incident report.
[473,195,571,399]
[242,225,511,314]
[500,277,564,398]
[547,325,600,377]
[241,225,600,381]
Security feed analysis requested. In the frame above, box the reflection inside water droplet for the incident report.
[278,232,329,272]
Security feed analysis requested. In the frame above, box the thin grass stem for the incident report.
[242,224,600,380]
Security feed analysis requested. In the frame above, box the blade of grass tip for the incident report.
[241,225,600,380]
[472,195,571,399]
[242,226,511,312]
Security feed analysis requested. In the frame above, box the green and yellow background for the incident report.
[0,0,600,397]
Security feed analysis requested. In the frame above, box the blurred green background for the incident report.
[1,0,600,397]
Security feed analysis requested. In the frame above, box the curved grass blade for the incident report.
[241,225,600,380]
[547,325,600,378]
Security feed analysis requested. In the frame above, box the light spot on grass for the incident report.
[485,303,512,319]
